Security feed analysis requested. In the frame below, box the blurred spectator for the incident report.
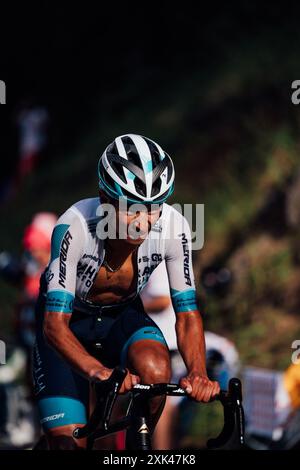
[243,364,300,449]
[16,104,49,181]
[204,332,240,389]
[284,363,300,410]
[0,212,57,386]
[0,102,50,204]
[0,212,56,448]
[280,363,300,449]
[201,264,232,298]
[0,342,33,448]
[140,261,240,450]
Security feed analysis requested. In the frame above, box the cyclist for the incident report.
[33,134,220,450]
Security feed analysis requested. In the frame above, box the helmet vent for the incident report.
[144,137,162,166]
[122,136,144,170]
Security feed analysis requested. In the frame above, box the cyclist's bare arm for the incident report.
[175,310,207,376]
[43,311,108,380]
[164,211,220,402]
[176,310,220,401]
[43,314,140,396]
[44,312,139,392]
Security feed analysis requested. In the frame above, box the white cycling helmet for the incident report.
[98,134,175,204]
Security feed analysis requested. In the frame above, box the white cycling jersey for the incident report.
[44,197,198,315]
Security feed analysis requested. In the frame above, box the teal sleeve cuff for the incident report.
[46,290,74,314]
[170,288,198,313]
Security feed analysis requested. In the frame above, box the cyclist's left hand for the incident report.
[180,371,220,402]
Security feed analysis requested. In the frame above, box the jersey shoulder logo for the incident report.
[180,232,192,286]
[58,230,73,288]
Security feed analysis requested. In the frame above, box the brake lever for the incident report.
[73,366,127,439]
[96,366,127,431]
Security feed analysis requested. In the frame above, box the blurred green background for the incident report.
[1,2,300,447]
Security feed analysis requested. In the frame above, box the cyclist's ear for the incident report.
[99,190,117,207]
[99,190,109,204]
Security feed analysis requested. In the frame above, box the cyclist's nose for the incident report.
[133,212,151,234]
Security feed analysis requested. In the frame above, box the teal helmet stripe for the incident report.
[114,182,124,196]
[98,175,121,199]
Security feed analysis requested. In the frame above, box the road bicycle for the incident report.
[73,366,245,450]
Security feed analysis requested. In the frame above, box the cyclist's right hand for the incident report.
[119,368,140,394]
[91,367,140,394]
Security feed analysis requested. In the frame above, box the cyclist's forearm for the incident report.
[175,311,207,375]
[44,312,106,380]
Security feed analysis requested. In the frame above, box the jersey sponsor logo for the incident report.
[58,230,73,288]
[82,253,100,262]
[138,255,150,263]
[46,290,74,314]
[77,264,86,277]
[84,265,97,279]
[176,295,196,311]
[45,268,54,283]
[151,253,162,262]
[77,263,97,288]
[181,233,192,286]
[138,254,161,267]
[151,220,162,233]
[139,265,156,277]
[40,412,65,424]
[170,288,197,313]
[81,265,97,288]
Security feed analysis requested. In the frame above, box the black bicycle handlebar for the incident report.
[73,366,245,449]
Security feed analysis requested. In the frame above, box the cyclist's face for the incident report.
[117,203,162,244]
[99,191,162,244]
